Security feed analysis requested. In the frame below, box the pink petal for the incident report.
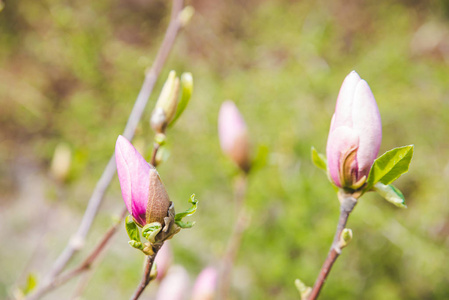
[218,101,247,154]
[326,126,359,187]
[156,266,190,300]
[191,267,218,300]
[332,71,361,130]
[115,135,151,226]
[352,80,382,178]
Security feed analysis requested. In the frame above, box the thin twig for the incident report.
[307,194,357,300]
[43,0,185,284]
[129,243,163,300]
[217,175,249,300]
[150,143,160,166]
[25,208,126,300]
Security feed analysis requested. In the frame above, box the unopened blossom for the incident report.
[191,267,218,300]
[156,266,190,300]
[115,135,171,227]
[326,71,382,190]
[218,101,251,172]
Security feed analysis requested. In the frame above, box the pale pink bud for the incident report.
[218,101,251,172]
[155,242,173,281]
[115,135,171,227]
[191,267,218,300]
[326,71,382,189]
[156,266,190,300]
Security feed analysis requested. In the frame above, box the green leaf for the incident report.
[251,145,269,172]
[142,222,162,242]
[22,273,38,295]
[374,182,407,208]
[125,215,141,242]
[175,220,196,228]
[170,72,193,126]
[311,147,327,172]
[175,194,198,222]
[128,240,143,250]
[366,145,414,190]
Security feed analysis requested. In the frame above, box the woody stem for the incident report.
[308,193,357,300]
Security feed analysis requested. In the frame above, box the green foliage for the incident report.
[374,183,407,208]
[142,223,162,243]
[21,273,37,296]
[174,194,198,228]
[366,145,414,190]
[125,215,141,242]
[311,146,327,172]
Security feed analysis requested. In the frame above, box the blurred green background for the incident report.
[1,0,449,299]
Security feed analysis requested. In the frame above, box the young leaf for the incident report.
[142,222,162,242]
[373,182,407,208]
[311,147,327,172]
[23,273,38,295]
[125,215,141,242]
[250,145,269,173]
[366,145,414,190]
[175,194,198,222]
[175,220,196,228]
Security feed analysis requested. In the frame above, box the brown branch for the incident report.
[129,243,163,300]
[307,194,357,300]
[40,0,186,287]
[24,208,126,300]
[217,175,249,300]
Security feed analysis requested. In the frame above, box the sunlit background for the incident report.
[1,0,449,299]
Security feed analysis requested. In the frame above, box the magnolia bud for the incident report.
[115,135,171,227]
[326,71,382,191]
[156,266,190,300]
[191,267,218,300]
[218,101,251,172]
[151,71,180,134]
[50,143,72,182]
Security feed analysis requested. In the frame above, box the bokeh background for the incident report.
[1,0,449,299]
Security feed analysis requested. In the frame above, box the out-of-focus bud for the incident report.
[326,71,382,191]
[294,278,311,300]
[339,228,353,249]
[191,267,218,300]
[50,142,72,182]
[115,135,171,227]
[156,266,190,300]
[218,101,251,172]
[179,6,195,27]
[155,241,173,281]
[170,72,193,126]
[151,71,180,134]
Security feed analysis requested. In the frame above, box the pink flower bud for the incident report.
[156,266,190,300]
[191,267,218,300]
[155,242,173,281]
[218,101,251,172]
[326,71,382,190]
[115,135,171,227]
